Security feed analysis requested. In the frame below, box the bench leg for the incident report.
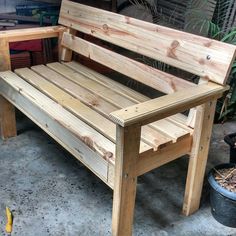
[112,124,141,236]
[0,38,16,139]
[182,100,217,216]
[0,96,17,140]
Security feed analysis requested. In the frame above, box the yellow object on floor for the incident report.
[5,207,13,234]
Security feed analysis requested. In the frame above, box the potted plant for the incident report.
[208,163,236,227]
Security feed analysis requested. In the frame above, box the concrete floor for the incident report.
[0,114,236,236]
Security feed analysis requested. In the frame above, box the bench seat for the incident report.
[0,61,193,188]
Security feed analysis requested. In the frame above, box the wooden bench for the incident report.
[0,1,235,235]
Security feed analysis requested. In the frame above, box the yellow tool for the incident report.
[5,207,13,234]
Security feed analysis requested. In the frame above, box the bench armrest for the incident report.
[0,26,66,42]
[109,82,228,127]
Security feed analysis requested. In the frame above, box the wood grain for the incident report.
[112,124,140,236]
[137,137,192,176]
[0,38,17,139]
[59,1,236,85]
[65,61,192,133]
[61,32,195,93]
[0,71,116,161]
[183,100,217,216]
[48,62,191,142]
[0,26,66,42]
[30,65,175,151]
[109,83,227,127]
[0,73,110,186]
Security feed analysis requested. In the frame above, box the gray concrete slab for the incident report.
[0,114,236,236]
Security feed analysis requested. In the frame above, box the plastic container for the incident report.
[208,163,236,228]
[224,133,236,163]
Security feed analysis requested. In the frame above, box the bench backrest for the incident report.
[58,0,236,94]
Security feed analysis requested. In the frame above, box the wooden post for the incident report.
[186,77,209,128]
[182,99,217,216]
[0,38,17,139]
[112,123,141,236]
[59,28,76,62]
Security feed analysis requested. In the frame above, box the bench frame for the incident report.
[0,2,235,235]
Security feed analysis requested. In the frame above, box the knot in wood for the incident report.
[124,173,128,179]
[102,24,109,31]
[171,40,180,48]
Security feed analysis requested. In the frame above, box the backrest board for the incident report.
[59,0,236,86]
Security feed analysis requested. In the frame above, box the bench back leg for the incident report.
[112,124,141,236]
[59,28,76,62]
[182,100,217,216]
[0,38,17,139]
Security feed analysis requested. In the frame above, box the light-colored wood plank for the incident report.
[0,71,116,161]
[112,124,140,236]
[48,63,138,107]
[0,96,17,139]
[59,1,236,84]
[137,137,192,176]
[65,61,148,102]
[166,115,193,134]
[66,61,192,133]
[108,162,115,189]
[0,38,17,139]
[0,38,11,71]
[187,77,210,128]
[109,82,227,127]
[30,65,171,151]
[32,64,121,115]
[48,62,191,141]
[183,100,217,216]
[0,26,66,42]
[62,32,195,93]
[0,73,111,186]
[15,67,117,143]
[60,28,76,62]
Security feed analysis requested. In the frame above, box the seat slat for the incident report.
[64,61,148,102]
[65,61,192,133]
[15,67,117,143]
[48,62,191,141]
[0,71,116,161]
[0,75,110,185]
[15,67,166,152]
[30,65,173,150]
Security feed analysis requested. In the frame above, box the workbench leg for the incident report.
[0,38,17,140]
[0,96,17,140]
[112,124,141,236]
[183,100,217,216]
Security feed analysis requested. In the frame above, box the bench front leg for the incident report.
[182,99,217,216]
[0,96,17,139]
[112,123,141,236]
[0,38,17,139]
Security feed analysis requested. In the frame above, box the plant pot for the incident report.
[224,133,236,163]
[208,163,236,228]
